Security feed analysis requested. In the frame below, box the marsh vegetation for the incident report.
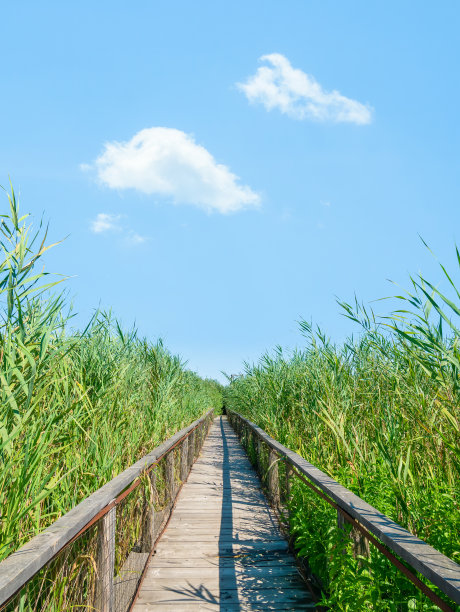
[0,184,221,563]
[225,248,460,609]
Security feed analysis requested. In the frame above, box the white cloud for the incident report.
[85,127,260,214]
[238,53,373,125]
[90,213,122,234]
[125,231,147,246]
[90,214,146,246]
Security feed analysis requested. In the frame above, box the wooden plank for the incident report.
[140,576,308,592]
[181,490,252,496]
[141,467,156,553]
[131,605,216,611]
[135,585,315,605]
[166,514,279,524]
[152,541,290,557]
[229,411,460,604]
[133,604,312,611]
[132,417,314,610]
[180,437,189,481]
[95,506,116,612]
[0,410,214,606]
[188,430,196,469]
[164,524,278,532]
[268,447,280,508]
[168,511,275,519]
[165,449,175,500]
[162,524,279,533]
[161,532,283,542]
[176,492,265,500]
[172,502,270,511]
[162,522,281,534]
[144,565,299,579]
[142,555,298,569]
[337,507,369,561]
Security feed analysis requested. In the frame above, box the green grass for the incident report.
[224,250,460,610]
[0,182,222,563]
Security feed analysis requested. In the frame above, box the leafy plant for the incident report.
[0,182,222,574]
[224,246,460,610]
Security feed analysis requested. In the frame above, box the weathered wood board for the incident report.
[132,417,314,610]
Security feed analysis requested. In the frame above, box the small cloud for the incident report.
[83,127,260,214]
[90,213,146,246]
[238,53,373,125]
[90,213,122,234]
[321,200,331,207]
[317,221,325,230]
[124,231,147,246]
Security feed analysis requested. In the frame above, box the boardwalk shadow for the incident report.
[219,416,239,610]
[218,417,316,610]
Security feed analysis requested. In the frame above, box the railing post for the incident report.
[95,506,116,612]
[285,462,292,521]
[203,420,208,445]
[337,510,370,562]
[247,428,253,459]
[165,449,175,503]
[141,467,156,552]
[268,448,280,508]
[180,437,189,481]
[188,429,196,468]
[257,437,263,479]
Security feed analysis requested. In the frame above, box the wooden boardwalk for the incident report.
[132,416,315,611]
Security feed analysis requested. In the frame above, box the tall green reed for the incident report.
[224,248,460,610]
[0,183,222,562]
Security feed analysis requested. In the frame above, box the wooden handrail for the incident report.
[0,409,215,607]
[227,410,460,606]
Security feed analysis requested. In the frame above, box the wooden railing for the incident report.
[227,410,460,611]
[0,409,215,611]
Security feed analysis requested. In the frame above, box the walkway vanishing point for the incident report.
[132,416,315,610]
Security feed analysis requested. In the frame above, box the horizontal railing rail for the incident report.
[0,408,215,611]
[227,410,460,611]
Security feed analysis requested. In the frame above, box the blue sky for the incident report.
[1,1,459,381]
